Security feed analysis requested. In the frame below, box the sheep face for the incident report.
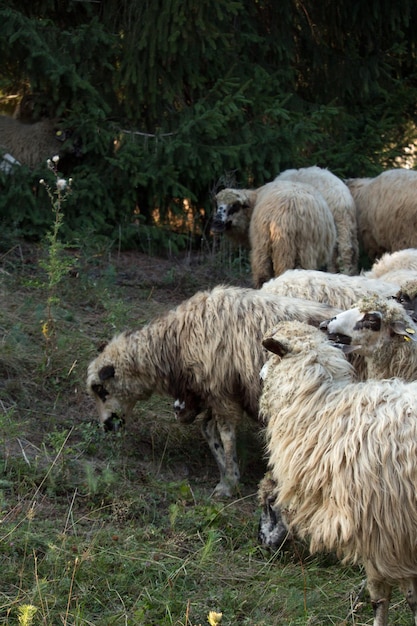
[395,287,417,322]
[87,363,148,432]
[320,299,417,357]
[86,335,154,432]
[211,189,252,241]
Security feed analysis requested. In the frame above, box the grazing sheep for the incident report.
[0,115,65,169]
[260,319,417,626]
[321,294,417,380]
[86,285,340,497]
[212,181,336,287]
[260,268,399,311]
[275,166,359,274]
[346,169,417,261]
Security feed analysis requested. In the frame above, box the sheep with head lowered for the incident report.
[86,285,340,497]
[346,168,417,261]
[212,180,337,288]
[260,318,417,626]
[275,166,359,275]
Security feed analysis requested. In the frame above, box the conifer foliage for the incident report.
[0,0,416,249]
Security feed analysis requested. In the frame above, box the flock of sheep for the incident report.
[87,165,417,625]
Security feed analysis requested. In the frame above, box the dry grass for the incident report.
[0,240,412,625]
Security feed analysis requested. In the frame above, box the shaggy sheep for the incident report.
[86,285,340,497]
[0,115,65,169]
[346,168,417,261]
[260,319,417,625]
[364,248,417,279]
[212,181,337,287]
[260,268,400,312]
[258,286,417,551]
[275,166,358,274]
[321,294,417,380]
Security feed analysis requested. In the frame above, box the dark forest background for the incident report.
[1,0,417,252]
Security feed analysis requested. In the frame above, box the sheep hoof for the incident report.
[212,482,233,499]
[258,502,290,551]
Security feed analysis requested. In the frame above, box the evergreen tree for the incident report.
[0,0,416,249]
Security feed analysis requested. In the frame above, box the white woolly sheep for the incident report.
[260,268,400,312]
[275,166,359,274]
[258,286,417,551]
[0,115,65,169]
[321,293,417,381]
[365,248,417,279]
[86,285,340,497]
[260,319,417,625]
[212,181,337,288]
[346,168,417,261]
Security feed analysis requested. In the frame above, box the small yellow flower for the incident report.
[207,611,222,625]
[42,321,49,338]
[17,604,37,626]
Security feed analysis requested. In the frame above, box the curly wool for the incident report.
[87,285,341,495]
[261,268,399,310]
[261,320,417,583]
[346,169,417,260]
[275,166,359,275]
[213,181,337,287]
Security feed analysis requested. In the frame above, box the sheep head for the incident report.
[211,188,256,245]
[86,332,154,432]
[394,279,417,322]
[320,296,417,357]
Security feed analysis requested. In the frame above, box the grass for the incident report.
[0,238,413,626]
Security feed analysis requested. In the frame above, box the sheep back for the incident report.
[260,268,399,311]
[276,166,359,274]
[249,181,336,287]
[347,169,417,260]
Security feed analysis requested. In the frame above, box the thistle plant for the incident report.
[39,156,74,362]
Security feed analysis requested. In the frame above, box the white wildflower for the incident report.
[56,178,67,191]
[52,155,60,163]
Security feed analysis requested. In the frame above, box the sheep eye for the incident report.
[395,292,411,305]
[228,202,242,216]
[355,313,381,332]
[91,384,109,402]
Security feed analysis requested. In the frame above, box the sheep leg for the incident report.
[201,411,240,498]
[215,414,240,497]
[399,578,417,624]
[367,577,391,626]
[201,411,227,492]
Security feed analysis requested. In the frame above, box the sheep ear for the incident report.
[263,337,289,357]
[390,321,417,342]
[99,365,115,380]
